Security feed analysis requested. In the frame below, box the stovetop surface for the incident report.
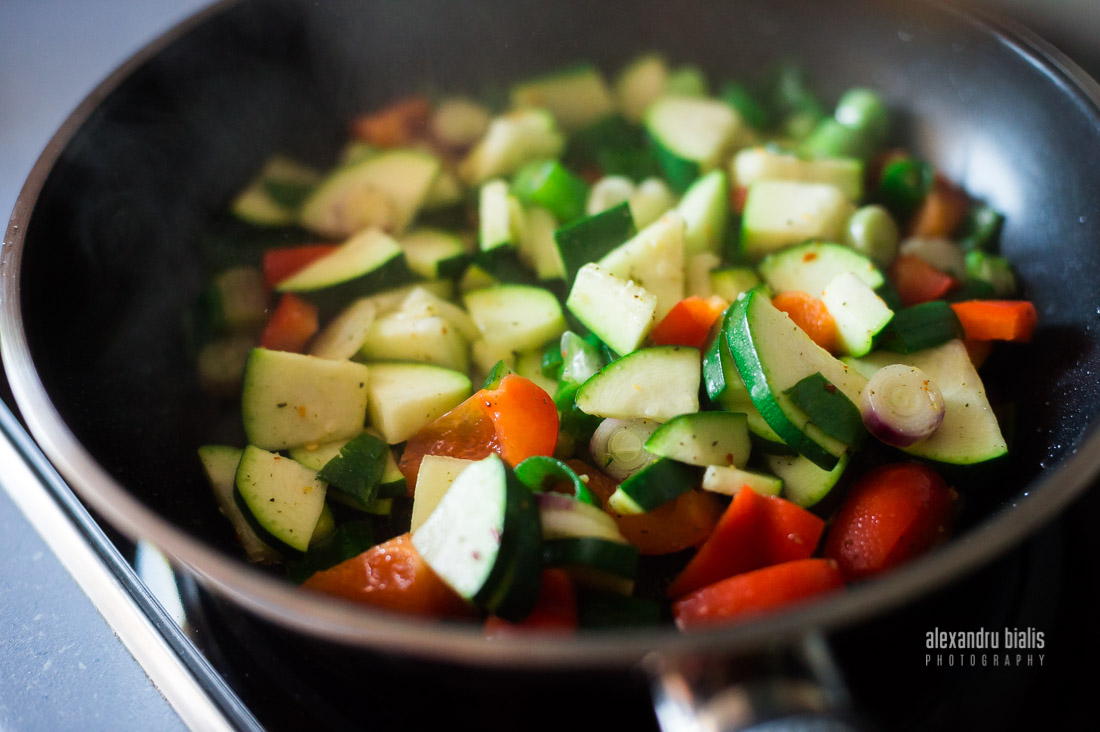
[2,2,1099,730]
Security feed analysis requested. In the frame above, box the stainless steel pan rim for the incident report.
[3,0,1100,669]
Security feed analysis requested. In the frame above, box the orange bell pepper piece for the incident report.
[771,290,838,353]
[650,296,728,349]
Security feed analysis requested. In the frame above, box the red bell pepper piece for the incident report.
[398,375,557,489]
[950,300,1037,342]
[567,460,724,556]
[889,254,957,307]
[667,487,825,599]
[302,534,472,618]
[262,244,339,289]
[483,569,577,636]
[650,296,728,349]
[259,293,318,353]
[673,558,845,630]
[823,462,957,581]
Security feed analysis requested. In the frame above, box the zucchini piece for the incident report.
[784,372,865,446]
[463,284,567,353]
[477,179,526,267]
[315,432,391,510]
[511,65,615,132]
[366,362,472,444]
[300,149,441,238]
[360,311,470,373]
[598,211,686,320]
[308,298,378,361]
[288,434,397,513]
[703,313,786,445]
[518,206,566,281]
[576,345,700,422]
[820,271,894,357]
[628,178,676,229]
[645,96,742,192]
[845,340,1007,464]
[460,109,566,185]
[399,228,469,279]
[644,412,751,468]
[542,537,638,581]
[732,146,863,200]
[430,97,492,149]
[200,267,269,333]
[665,66,709,97]
[232,156,321,227]
[514,349,559,396]
[765,452,848,508]
[197,445,279,563]
[614,54,669,124]
[412,455,542,620]
[709,267,761,302]
[233,446,328,554]
[553,201,636,282]
[241,348,370,451]
[677,170,730,256]
[275,228,412,314]
[898,236,966,278]
[411,455,475,532]
[398,286,481,341]
[701,465,783,497]
[607,458,702,514]
[196,333,256,397]
[685,252,722,299]
[740,181,855,259]
[758,241,885,296]
[726,290,867,469]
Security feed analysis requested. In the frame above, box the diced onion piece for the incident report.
[589,418,660,480]
[860,364,946,447]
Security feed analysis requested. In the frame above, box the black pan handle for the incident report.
[643,632,865,732]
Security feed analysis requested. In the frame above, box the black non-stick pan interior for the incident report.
[10,0,1100,630]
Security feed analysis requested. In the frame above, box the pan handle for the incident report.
[643,631,864,731]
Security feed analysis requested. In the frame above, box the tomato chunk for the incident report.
[823,462,956,581]
[302,534,472,618]
[484,569,577,637]
[667,487,825,598]
[673,558,845,630]
[259,293,318,353]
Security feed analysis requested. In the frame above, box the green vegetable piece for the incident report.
[784,372,865,445]
[513,455,599,506]
[964,250,1017,297]
[576,591,661,628]
[559,331,608,386]
[316,432,390,509]
[879,157,933,219]
[554,382,602,444]
[944,278,996,303]
[833,88,889,146]
[719,82,769,130]
[286,520,375,584]
[542,538,639,578]
[482,359,514,390]
[512,160,589,225]
[665,65,709,97]
[957,203,1005,253]
[878,301,964,354]
[566,115,659,180]
[845,204,900,266]
[800,118,871,160]
[553,202,636,282]
[541,339,564,379]
[263,179,317,211]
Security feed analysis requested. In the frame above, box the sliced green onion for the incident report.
[514,455,599,506]
[879,158,933,218]
[878,301,964,353]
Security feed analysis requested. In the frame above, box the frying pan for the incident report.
[2,0,1099,725]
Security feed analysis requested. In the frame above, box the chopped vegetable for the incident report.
[860,364,946,447]
[673,558,845,629]
[823,462,956,581]
[484,569,578,636]
[258,293,319,352]
[889,254,957,306]
[771,290,838,353]
[950,300,1038,342]
[649,295,728,349]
